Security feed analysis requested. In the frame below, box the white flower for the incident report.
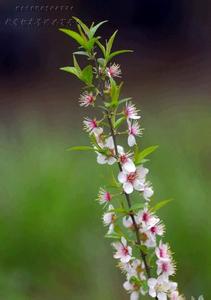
[144,222,165,248]
[124,102,141,120]
[155,241,171,262]
[128,121,142,147]
[103,204,116,234]
[118,165,148,194]
[136,207,158,229]
[112,237,132,263]
[118,146,136,173]
[148,276,177,300]
[157,259,176,278]
[106,63,122,78]
[83,117,101,134]
[79,91,95,107]
[98,188,112,205]
[97,136,116,165]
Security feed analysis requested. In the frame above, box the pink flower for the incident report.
[170,291,185,300]
[106,63,122,78]
[141,181,154,201]
[118,146,136,173]
[118,166,148,194]
[97,136,116,165]
[83,117,101,133]
[112,237,132,263]
[148,276,177,300]
[124,102,141,120]
[98,188,112,205]
[157,259,176,278]
[79,92,95,107]
[128,121,142,147]
[135,207,158,228]
[155,241,171,262]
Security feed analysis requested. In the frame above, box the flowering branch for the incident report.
[60,17,204,300]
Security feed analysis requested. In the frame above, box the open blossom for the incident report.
[118,165,148,194]
[83,117,101,134]
[98,188,112,205]
[97,136,116,165]
[144,222,165,248]
[155,241,171,262]
[103,204,116,234]
[136,207,157,228]
[106,63,122,78]
[112,237,132,263]
[118,146,136,173]
[124,102,141,120]
[79,91,95,107]
[128,121,142,147]
[157,259,176,278]
[148,276,177,300]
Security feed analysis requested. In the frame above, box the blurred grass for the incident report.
[0,103,210,300]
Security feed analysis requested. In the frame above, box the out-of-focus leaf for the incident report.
[130,202,145,212]
[81,65,93,85]
[72,16,90,36]
[60,66,79,77]
[150,199,173,212]
[135,145,159,164]
[73,51,89,57]
[118,97,132,105]
[114,116,126,129]
[66,146,94,151]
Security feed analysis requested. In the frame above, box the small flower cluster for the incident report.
[60,18,204,300]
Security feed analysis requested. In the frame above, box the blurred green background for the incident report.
[0,0,211,299]
[0,101,210,300]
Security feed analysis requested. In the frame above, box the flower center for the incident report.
[127,172,136,183]
[120,154,128,164]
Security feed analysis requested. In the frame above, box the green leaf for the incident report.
[130,202,145,212]
[105,232,121,239]
[118,97,132,105]
[96,40,106,57]
[106,30,118,59]
[150,199,173,212]
[72,17,90,36]
[73,55,82,73]
[59,28,85,47]
[107,50,133,62]
[114,116,126,129]
[110,78,123,107]
[60,66,79,77]
[66,146,94,151]
[73,51,90,57]
[90,20,108,38]
[81,65,93,85]
[135,145,159,165]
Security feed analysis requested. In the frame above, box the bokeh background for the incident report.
[0,0,211,299]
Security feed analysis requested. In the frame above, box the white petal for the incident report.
[143,186,154,200]
[97,154,107,164]
[117,145,124,154]
[136,166,149,179]
[123,159,136,173]
[133,179,144,191]
[118,171,127,183]
[108,157,116,165]
[123,281,133,291]
[158,292,167,300]
[131,291,139,300]
[148,278,157,289]
[106,136,114,149]
[149,288,157,298]
[123,182,134,194]
[121,236,127,246]
[128,134,136,147]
